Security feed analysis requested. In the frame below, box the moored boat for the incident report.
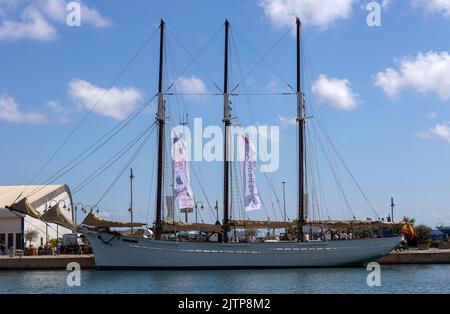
[81,18,403,269]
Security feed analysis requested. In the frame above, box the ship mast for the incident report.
[222,19,230,243]
[296,17,306,242]
[155,19,165,240]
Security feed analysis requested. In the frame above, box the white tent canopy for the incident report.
[0,185,73,211]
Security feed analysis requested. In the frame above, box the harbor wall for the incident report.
[0,255,94,270]
[1,250,450,270]
[378,249,450,265]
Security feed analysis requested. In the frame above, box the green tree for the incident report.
[246,229,257,237]
[414,224,432,244]
[286,220,299,240]
[24,228,38,246]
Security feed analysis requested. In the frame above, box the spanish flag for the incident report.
[401,223,415,239]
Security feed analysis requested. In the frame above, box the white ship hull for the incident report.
[84,231,402,269]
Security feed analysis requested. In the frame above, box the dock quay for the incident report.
[0,255,95,270]
[378,249,450,265]
[1,249,450,270]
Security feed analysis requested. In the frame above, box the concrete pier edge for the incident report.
[0,255,95,270]
[1,249,450,270]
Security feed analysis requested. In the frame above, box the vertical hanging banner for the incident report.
[171,130,195,210]
[242,136,261,211]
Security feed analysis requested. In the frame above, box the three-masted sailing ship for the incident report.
[79,18,402,269]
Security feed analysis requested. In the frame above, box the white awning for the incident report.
[0,184,72,210]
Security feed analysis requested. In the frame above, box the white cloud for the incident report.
[312,74,359,110]
[46,100,64,113]
[68,79,142,120]
[277,114,296,126]
[419,121,450,143]
[38,0,111,28]
[374,51,450,101]
[0,5,57,41]
[428,112,438,119]
[413,0,450,17]
[0,0,110,41]
[46,99,69,122]
[0,93,47,123]
[176,75,208,101]
[267,79,287,93]
[433,122,450,141]
[381,0,391,9]
[259,0,355,29]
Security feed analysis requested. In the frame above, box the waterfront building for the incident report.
[0,185,74,254]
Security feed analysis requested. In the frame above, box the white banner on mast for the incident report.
[242,135,261,212]
[171,130,195,210]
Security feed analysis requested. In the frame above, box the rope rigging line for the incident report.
[94,126,154,208]
[70,123,157,196]
[306,96,380,220]
[299,35,380,220]
[9,209,59,236]
[164,23,224,94]
[236,153,248,221]
[164,118,174,221]
[164,34,219,223]
[312,119,356,220]
[145,138,158,226]
[54,122,157,208]
[305,121,323,221]
[307,118,330,220]
[166,33,188,121]
[229,24,295,94]
[23,93,158,200]
[229,29,284,221]
[166,92,295,96]
[230,25,295,94]
[167,27,222,93]
[16,26,161,205]
[190,163,217,222]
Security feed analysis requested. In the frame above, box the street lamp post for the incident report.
[214,200,220,225]
[282,181,287,222]
[75,202,85,231]
[83,205,92,215]
[194,201,204,224]
[390,197,395,222]
[49,199,68,248]
[92,205,100,214]
[80,204,99,215]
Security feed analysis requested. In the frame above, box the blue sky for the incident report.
[1,0,450,227]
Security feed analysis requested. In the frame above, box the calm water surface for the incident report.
[0,265,449,293]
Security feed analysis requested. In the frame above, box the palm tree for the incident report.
[402,216,416,224]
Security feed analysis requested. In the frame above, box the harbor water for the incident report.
[0,265,449,293]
